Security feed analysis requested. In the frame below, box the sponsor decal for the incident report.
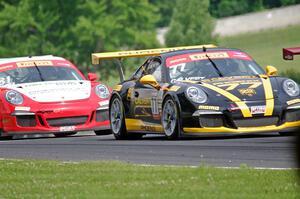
[169,57,188,64]
[0,64,14,71]
[99,100,109,106]
[134,98,151,106]
[287,98,300,105]
[14,80,91,103]
[190,52,229,61]
[17,61,35,67]
[17,61,53,67]
[151,97,159,115]
[35,61,53,66]
[201,82,252,117]
[15,106,31,111]
[166,51,252,67]
[238,88,256,96]
[168,85,180,91]
[250,105,266,114]
[198,105,220,111]
[212,81,262,91]
[53,109,62,113]
[59,126,75,132]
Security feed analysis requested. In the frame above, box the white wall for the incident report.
[214,4,300,37]
[157,4,300,44]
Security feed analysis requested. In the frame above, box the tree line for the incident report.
[154,0,300,27]
[0,0,298,78]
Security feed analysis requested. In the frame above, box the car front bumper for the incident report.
[1,102,110,136]
[182,103,300,135]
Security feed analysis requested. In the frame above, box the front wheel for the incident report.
[162,97,180,139]
[109,96,128,140]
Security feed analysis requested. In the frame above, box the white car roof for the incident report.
[0,55,66,65]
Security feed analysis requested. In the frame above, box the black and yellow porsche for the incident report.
[92,45,300,139]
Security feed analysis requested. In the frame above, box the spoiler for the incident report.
[91,44,216,64]
[283,47,300,60]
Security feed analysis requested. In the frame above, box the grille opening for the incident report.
[16,115,36,127]
[285,109,300,122]
[96,110,109,122]
[199,115,224,127]
[47,116,88,127]
[90,111,95,123]
[38,115,46,126]
[234,117,279,127]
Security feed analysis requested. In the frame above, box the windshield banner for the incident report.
[166,51,252,67]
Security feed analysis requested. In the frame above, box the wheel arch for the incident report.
[162,93,182,112]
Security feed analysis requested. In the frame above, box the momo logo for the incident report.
[238,88,256,96]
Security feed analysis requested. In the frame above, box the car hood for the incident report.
[196,76,277,102]
[5,80,91,103]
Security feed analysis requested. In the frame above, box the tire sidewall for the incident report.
[109,95,127,139]
[162,96,180,139]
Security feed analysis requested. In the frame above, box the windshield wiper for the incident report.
[33,62,45,81]
[206,54,223,77]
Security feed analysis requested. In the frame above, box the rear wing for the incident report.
[91,44,216,64]
[283,47,300,60]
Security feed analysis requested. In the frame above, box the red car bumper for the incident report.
[0,100,110,136]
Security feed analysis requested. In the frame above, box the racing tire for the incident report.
[53,132,77,137]
[94,129,112,136]
[109,95,129,140]
[162,97,180,139]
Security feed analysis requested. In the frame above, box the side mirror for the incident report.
[140,75,161,90]
[265,65,278,76]
[87,73,98,82]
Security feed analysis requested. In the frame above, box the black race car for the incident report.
[92,45,300,139]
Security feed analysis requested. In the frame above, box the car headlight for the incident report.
[6,90,24,105]
[95,84,110,99]
[283,79,300,97]
[186,86,207,103]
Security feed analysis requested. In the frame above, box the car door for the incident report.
[132,57,163,128]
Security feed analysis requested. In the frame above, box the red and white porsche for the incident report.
[0,55,111,139]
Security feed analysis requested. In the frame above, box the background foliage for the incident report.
[165,0,216,47]
[0,0,159,76]
[0,0,299,81]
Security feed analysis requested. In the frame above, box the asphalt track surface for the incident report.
[0,132,297,168]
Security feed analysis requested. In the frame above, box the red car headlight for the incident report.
[95,84,110,99]
[5,90,24,105]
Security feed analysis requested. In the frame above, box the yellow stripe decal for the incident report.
[201,83,252,117]
[260,77,274,116]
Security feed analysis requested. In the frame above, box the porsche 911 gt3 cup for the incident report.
[0,55,110,139]
[92,45,300,139]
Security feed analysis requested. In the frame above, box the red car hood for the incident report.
[5,80,91,103]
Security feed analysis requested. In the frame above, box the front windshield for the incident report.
[0,66,84,86]
[167,51,265,82]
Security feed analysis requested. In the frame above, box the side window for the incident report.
[145,59,162,82]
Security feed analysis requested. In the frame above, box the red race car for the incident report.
[0,55,111,139]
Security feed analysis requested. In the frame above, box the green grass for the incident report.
[219,25,300,73]
[0,159,299,199]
